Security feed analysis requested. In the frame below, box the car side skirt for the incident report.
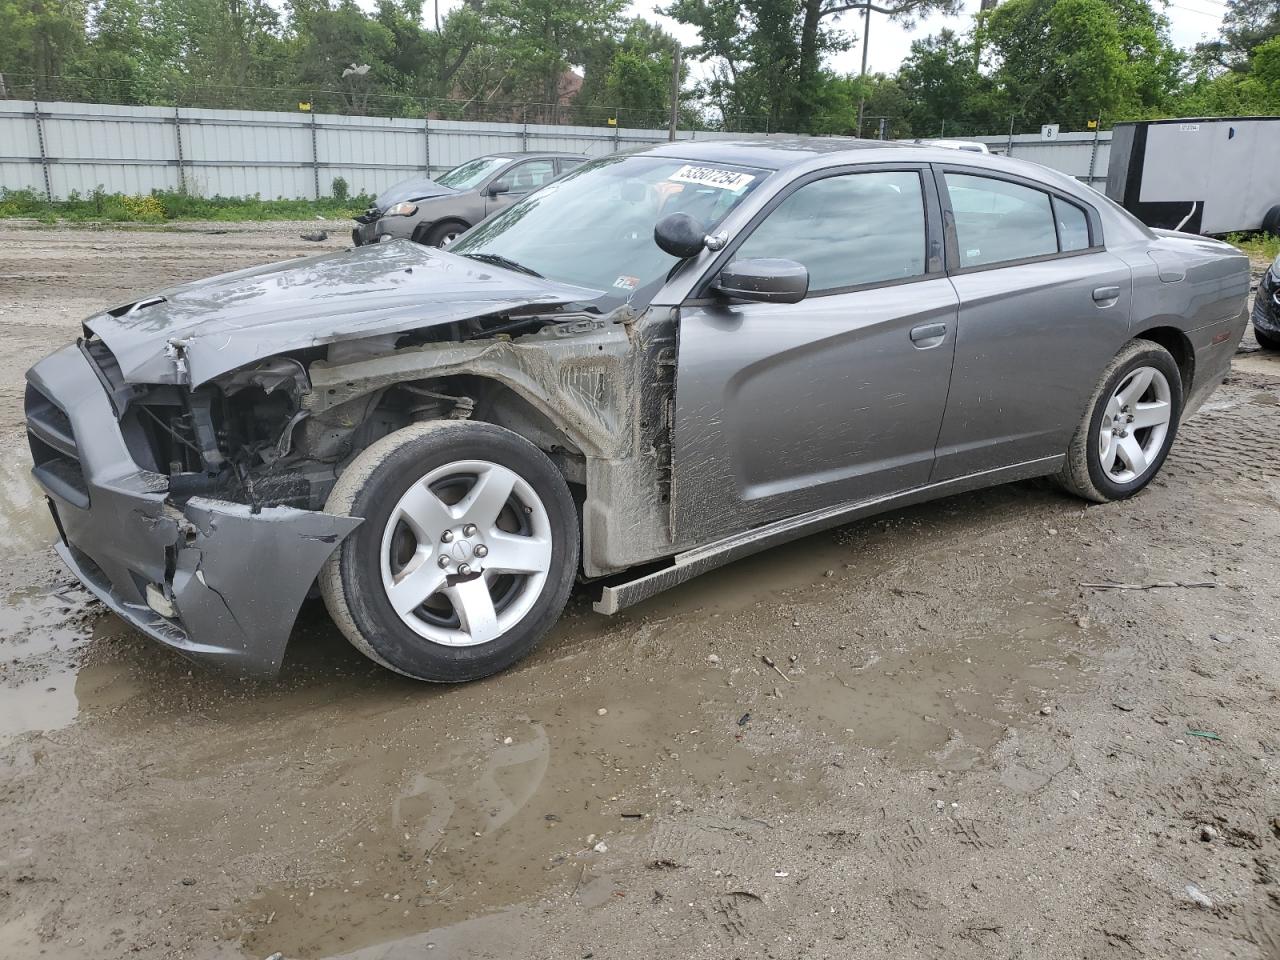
[594,454,1064,615]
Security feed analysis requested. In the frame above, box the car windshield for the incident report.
[450,155,769,306]
[437,156,510,190]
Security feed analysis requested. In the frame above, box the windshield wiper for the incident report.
[461,252,543,278]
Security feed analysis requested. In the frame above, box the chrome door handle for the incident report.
[1092,285,1121,303]
[909,322,947,346]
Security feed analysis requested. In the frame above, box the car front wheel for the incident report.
[1254,325,1280,351]
[1056,339,1183,503]
[320,421,579,681]
[421,220,468,248]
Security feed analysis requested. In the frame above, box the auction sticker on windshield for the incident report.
[669,165,756,191]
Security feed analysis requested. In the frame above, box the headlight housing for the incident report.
[385,201,419,218]
[1269,253,1280,282]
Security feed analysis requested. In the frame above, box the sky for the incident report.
[414,0,1231,77]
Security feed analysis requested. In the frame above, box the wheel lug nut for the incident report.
[474,544,488,558]
[457,562,472,576]
[437,555,450,568]
[441,530,454,543]
[463,523,478,537]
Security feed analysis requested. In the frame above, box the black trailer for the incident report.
[1106,117,1280,235]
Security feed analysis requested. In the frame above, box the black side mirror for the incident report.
[487,180,510,197]
[654,213,708,258]
[713,258,809,304]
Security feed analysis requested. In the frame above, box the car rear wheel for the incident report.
[320,421,578,681]
[420,220,468,248]
[1055,340,1183,503]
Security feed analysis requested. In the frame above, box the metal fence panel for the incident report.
[0,100,1107,201]
[972,131,1112,188]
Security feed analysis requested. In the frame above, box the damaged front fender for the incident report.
[170,499,362,675]
[58,498,361,678]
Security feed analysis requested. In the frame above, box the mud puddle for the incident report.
[222,575,1087,959]
[0,589,142,739]
[231,613,829,958]
[0,443,56,559]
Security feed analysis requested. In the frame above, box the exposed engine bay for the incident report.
[85,301,679,579]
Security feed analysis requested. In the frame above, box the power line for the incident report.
[1167,3,1226,17]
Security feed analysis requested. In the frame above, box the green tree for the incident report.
[1175,33,1280,115]
[794,0,960,128]
[660,0,803,130]
[0,0,88,97]
[1195,0,1280,73]
[897,28,1004,136]
[983,0,1181,126]
[576,18,684,126]
[288,0,397,113]
[478,0,626,121]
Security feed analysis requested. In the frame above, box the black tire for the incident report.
[419,219,469,248]
[1055,339,1183,503]
[320,421,579,682]
[1254,324,1280,351]
[1261,204,1280,237]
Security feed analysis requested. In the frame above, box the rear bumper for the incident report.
[1183,305,1250,419]
[25,344,361,677]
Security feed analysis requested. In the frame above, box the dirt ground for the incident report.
[0,221,1278,960]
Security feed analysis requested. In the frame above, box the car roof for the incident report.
[637,137,909,170]
[492,151,589,160]
[639,137,1096,192]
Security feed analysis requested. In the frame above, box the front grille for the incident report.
[25,382,89,508]
[354,206,380,224]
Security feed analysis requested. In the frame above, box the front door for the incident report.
[672,166,959,543]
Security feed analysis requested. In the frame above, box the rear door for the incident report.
[931,167,1133,481]
[672,164,958,542]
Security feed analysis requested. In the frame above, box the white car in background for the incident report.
[906,138,991,154]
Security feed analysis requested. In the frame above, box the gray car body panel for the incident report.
[83,241,602,386]
[26,138,1251,676]
[356,152,587,246]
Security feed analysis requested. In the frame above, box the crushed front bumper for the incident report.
[25,344,362,677]
[1254,269,1279,338]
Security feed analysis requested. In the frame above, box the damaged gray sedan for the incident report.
[26,140,1250,681]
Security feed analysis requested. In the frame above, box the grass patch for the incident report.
[0,187,373,224]
[1225,231,1280,263]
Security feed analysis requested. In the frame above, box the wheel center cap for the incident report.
[451,540,474,562]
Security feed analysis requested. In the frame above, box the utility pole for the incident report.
[669,47,682,142]
[856,6,871,138]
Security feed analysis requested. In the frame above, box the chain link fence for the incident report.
[0,72,769,133]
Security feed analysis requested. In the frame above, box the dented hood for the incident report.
[373,175,456,209]
[84,241,603,386]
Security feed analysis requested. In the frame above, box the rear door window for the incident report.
[944,173,1058,268]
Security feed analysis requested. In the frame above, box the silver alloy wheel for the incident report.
[379,459,553,646]
[438,230,460,247]
[1099,365,1172,483]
